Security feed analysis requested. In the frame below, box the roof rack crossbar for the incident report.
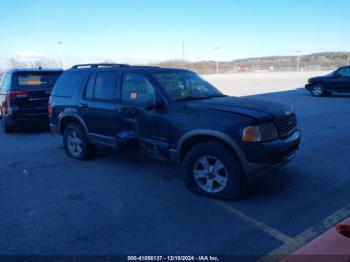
[71,63,130,69]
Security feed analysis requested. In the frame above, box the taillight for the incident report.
[3,91,29,114]
[48,101,53,116]
[7,91,29,98]
[3,96,9,113]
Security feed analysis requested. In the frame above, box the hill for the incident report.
[153,52,350,74]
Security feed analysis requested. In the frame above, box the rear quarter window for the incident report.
[0,73,4,86]
[0,73,5,93]
[51,71,82,97]
[0,73,12,93]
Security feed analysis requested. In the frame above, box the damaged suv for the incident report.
[49,64,301,200]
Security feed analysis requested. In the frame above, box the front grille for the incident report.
[275,113,297,138]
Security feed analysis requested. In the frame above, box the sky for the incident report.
[0,0,349,63]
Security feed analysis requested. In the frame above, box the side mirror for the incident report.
[334,73,342,78]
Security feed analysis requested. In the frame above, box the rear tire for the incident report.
[1,116,15,133]
[310,84,326,97]
[63,123,96,160]
[182,141,247,200]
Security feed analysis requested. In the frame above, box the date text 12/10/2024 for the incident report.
[128,256,220,261]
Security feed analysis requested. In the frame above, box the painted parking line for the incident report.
[259,202,350,262]
[213,200,294,244]
[214,200,350,261]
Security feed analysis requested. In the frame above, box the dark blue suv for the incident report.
[305,66,350,96]
[0,68,63,132]
[49,64,301,200]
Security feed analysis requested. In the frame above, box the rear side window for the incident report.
[85,74,95,99]
[84,72,120,102]
[0,74,12,93]
[52,71,81,97]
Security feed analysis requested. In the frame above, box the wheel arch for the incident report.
[58,111,89,136]
[176,130,249,172]
[310,81,326,89]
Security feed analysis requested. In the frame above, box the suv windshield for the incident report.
[13,72,62,88]
[152,71,224,101]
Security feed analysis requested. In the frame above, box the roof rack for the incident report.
[71,63,130,69]
[130,66,160,69]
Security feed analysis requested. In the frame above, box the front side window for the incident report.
[152,71,223,101]
[122,73,156,105]
[336,68,350,77]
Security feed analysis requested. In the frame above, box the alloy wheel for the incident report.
[193,156,228,193]
[312,86,323,96]
[67,130,83,157]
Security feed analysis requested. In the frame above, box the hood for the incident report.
[186,96,294,120]
[309,74,332,82]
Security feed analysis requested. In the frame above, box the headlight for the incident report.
[242,123,279,142]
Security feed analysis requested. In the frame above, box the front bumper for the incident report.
[242,130,301,180]
[305,83,313,89]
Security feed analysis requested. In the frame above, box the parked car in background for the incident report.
[49,63,301,200]
[305,66,350,96]
[0,68,63,132]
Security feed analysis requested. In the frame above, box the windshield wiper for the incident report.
[174,96,209,101]
[174,94,226,102]
[205,94,226,98]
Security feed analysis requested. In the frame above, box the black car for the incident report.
[305,66,350,96]
[0,68,63,132]
[49,63,301,200]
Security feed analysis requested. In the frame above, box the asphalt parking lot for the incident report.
[1,79,350,259]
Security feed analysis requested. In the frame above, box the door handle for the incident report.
[117,107,135,115]
[77,103,88,109]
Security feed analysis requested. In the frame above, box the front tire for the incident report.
[182,141,247,200]
[310,84,326,97]
[63,123,96,160]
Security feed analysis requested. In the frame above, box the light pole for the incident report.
[214,47,221,74]
[296,50,301,72]
[58,41,63,68]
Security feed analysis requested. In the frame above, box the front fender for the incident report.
[175,129,250,173]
